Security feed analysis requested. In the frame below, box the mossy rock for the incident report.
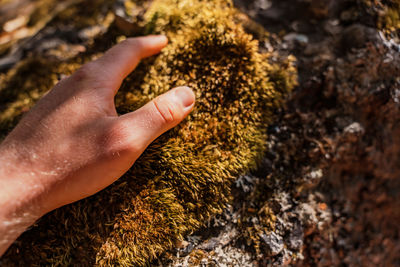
[0,0,296,265]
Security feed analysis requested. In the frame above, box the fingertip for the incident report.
[152,35,168,46]
[134,35,168,60]
[91,35,169,93]
[144,35,168,50]
[173,86,195,112]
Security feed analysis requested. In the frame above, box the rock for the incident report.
[341,24,380,51]
[260,232,284,256]
[284,32,309,45]
[287,221,304,250]
[344,122,365,135]
[198,227,238,251]
[176,240,190,249]
[254,0,272,10]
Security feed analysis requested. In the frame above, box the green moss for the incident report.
[0,0,296,265]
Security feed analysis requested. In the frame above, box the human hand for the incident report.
[0,35,195,256]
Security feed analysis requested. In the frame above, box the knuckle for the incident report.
[102,121,139,155]
[72,63,96,82]
[124,38,138,46]
[124,38,146,56]
[125,37,143,49]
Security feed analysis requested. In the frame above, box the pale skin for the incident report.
[0,35,195,257]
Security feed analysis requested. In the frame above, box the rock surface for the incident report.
[165,0,400,265]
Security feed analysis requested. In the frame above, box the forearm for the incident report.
[0,143,45,256]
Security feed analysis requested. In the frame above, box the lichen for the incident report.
[0,0,296,265]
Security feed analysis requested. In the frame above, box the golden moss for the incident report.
[1,0,296,265]
[0,58,82,138]
[362,0,400,34]
[380,2,400,33]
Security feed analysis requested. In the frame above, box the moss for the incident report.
[379,1,400,33]
[0,0,296,265]
[54,0,115,29]
[361,0,400,35]
[0,57,84,139]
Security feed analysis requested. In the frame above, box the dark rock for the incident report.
[341,23,380,51]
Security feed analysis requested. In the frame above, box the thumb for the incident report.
[118,86,195,150]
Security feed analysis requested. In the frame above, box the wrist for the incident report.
[0,141,48,256]
[0,141,45,225]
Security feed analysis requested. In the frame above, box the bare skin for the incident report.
[0,35,195,257]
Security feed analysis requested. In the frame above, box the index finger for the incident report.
[89,35,168,95]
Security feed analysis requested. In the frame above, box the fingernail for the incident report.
[152,35,168,44]
[174,86,195,108]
